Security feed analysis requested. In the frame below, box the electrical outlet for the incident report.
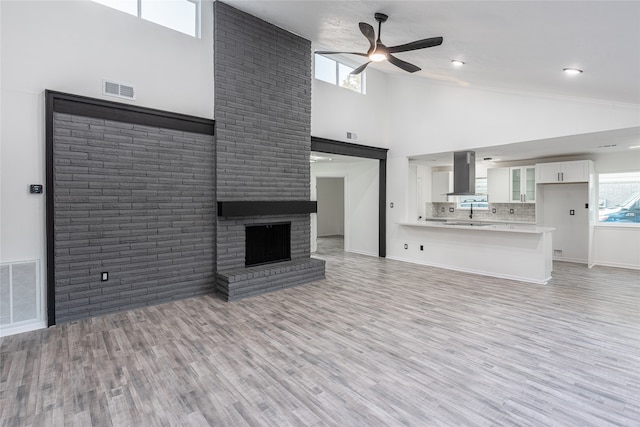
[420,245,424,251]
[492,208,496,213]
[404,244,408,249]
[449,207,454,213]
[101,272,108,281]
[570,210,575,215]
[510,209,514,214]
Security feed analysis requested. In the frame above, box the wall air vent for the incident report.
[102,79,136,100]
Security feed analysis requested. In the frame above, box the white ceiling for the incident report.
[224,0,639,104]
[224,1,640,163]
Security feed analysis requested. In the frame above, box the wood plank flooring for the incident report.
[1,236,639,426]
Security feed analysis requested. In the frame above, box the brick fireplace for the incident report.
[213,2,325,300]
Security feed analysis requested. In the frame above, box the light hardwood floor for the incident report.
[1,236,639,426]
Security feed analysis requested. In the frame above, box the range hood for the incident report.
[447,150,476,196]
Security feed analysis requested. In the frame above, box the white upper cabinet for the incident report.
[431,171,452,202]
[487,167,510,203]
[536,160,590,183]
[510,166,536,203]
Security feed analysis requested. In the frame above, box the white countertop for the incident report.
[399,221,554,234]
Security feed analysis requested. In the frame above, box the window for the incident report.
[314,54,365,94]
[457,178,488,209]
[598,171,640,224]
[92,0,200,38]
[93,0,137,16]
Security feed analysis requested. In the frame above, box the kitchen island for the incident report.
[392,221,554,284]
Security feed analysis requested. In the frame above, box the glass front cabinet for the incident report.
[510,166,536,203]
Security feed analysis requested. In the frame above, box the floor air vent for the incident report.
[103,79,136,100]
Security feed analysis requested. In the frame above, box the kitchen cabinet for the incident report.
[487,167,510,203]
[510,166,536,203]
[536,160,590,183]
[431,171,452,202]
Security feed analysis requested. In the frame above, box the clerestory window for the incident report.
[314,54,365,94]
[92,0,201,38]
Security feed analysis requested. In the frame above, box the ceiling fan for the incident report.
[315,13,443,75]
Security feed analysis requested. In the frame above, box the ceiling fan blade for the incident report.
[388,36,443,54]
[350,62,371,75]
[315,51,368,57]
[359,22,376,54]
[387,54,421,73]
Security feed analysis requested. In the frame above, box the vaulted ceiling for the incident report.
[224,0,639,105]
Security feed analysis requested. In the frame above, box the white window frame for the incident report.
[92,0,201,38]
[456,177,489,210]
[314,54,366,95]
[597,171,640,226]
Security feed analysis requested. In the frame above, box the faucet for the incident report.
[469,203,473,219]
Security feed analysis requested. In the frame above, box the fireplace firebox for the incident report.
[245,223,291,267]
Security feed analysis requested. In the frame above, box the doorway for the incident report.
[316,177,346,253]
[310,137,388,257]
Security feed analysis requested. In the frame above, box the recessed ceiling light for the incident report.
[451,60,465,66]
[630,145,640,149]
[563,68,583,75]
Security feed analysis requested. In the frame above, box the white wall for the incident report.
[316,178,344,237]
[385,75,640,158]
[311,159,379,257]
[592,226,640,270]
[0,1,214,259]
[0,1,214,326]
[311,67,389,148]
[538,183,590,263]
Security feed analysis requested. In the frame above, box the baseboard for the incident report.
[0,320,47,338]
[553,256,587,264]
[346,249,378,257]
[589,261,640,271]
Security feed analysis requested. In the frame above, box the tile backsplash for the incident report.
[426,202,536,223]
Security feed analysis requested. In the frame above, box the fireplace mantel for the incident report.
[217,201,317,217]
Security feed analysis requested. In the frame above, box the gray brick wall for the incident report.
[53,112,215,322]
[214,1,312,201]
[214,2,323,297]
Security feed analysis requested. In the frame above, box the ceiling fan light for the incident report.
[451,59,465,66]
[563,68,583,75]
[369,52,387,62]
